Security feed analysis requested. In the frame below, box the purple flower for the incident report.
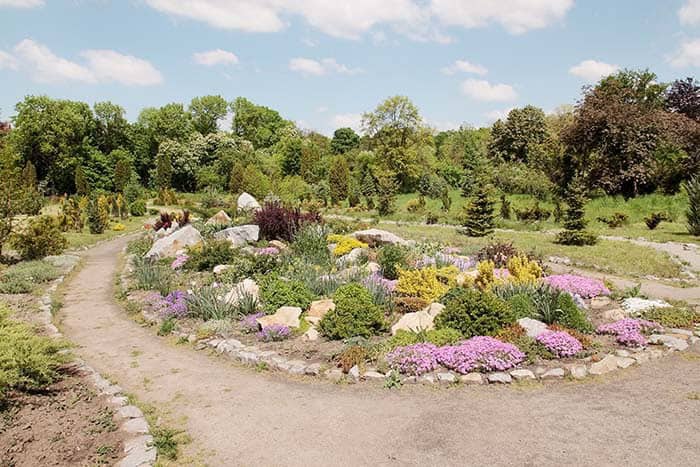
[363,272,397,294]
[171,254,189,270]
[436,336,525,374]
[536,330,583,357]
[254,246,280,256]
[240,312,265,333]
[596,318,661,347]
[147,290,189,319]
[386,343,439,376]
[543,274,610,299]
[257,324,291,342]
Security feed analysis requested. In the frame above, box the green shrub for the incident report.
[0,260,61,294]
[641,307,698,328]
[158,318,176,336]
[377,244,408,280]
[214,255,255,284]
[387,329,420,349]
[130,199,147,217]
[435,288,514,338]
[11,216,67,261]
[425,328,462,346]
[126,236,153,257]
[87,194,110,234]
[686,175,700,236]
[0,304,69,402]
[259,275,315,313]
[320,283,385,339]
[184,240,236,272]
[553,293,593,333]
[508,293,537,319]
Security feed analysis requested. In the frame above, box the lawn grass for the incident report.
[63,215,148,250]
[325,190,698,245]
[378,222,685,280]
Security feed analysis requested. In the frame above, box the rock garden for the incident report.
[122,193,700,386]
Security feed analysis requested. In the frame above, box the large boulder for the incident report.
[517,317,548,338]
[351,229,408,247]
[621,297,671,314]
[257,306,302,329]
[223,279,259,305]
[145,225,202,259]
[237,192,261,211]
[206,210,232,225]
[306,299,335,326]
[391,309,435,335]
[213,225,260,247]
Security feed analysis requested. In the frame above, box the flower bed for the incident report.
[543,274,610,298]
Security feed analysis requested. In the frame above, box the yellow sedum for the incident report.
[396,266,456,302]
[327,234,368,257]
[506,255,543,284]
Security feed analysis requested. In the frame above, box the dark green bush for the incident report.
[320,283,385,339]
[554,230,597,246]
[87,194,110,234]
[184,240,236,272]
[130,199,147,217]
[554,292,593,333]
[259,275,315,313]
[596,212,628,228]
[435,288,514,337]
[508,293,537,319]
[12,216,67,260]
[377,244,408,280]
[514,202,551,222]
[0,260,61,294]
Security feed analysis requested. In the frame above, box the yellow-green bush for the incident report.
[327,234,368,257]
[475,260,497,290]
[506,255,543,284]
[395,267,454,302]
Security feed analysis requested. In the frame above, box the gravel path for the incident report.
[58,236,700,466]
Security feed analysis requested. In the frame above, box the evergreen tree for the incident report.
[87,194,110,234]
[686,175,700,236]
[328,157,349,205]
[460,185,495,237]
[555,179,597,245]
[360,171,376,210]
[75,165,89,195]
[114,159,131,193]
[22,161,38,188]
[376,174,398,216]
[348,177,361,208]
[499,193,511,220]
[229,161,245,194]
[155,149,172,191]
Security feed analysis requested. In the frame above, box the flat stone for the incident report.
[145,225,202,259]
[122,417,149,434]
[117,405,143,419]
[632,352,650,364]
[269,240,287,251]
[541,368,566,379]
[510,369,536,381]
[103,384,123,396]
[589,355,619,375]
[621,297,671,314]
[237,192,260,211]
[420,374,436,385]
[304,363,322,376]
[616,357,636,369]
[649,334,689,351]
[460,373,484,384]
[119,435,156,467]
[307,299,335,321]
[602,308,626,322]
[437,372,456,384]
[351,228,408,247]
[402,376,418,384]
[363,371,386,380]
[517,318,548,338]
[110,396,128,406]
[615,349,631,358]
[669,328,694,336]
[569,365,588,379]
[487,372,512,384]
[257,306,302,329]
[590,296,613,310]
[325,368,344,382]
[205,210,232,225]
[213,224,260,247]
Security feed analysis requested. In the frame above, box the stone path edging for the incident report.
[37,256,156,467]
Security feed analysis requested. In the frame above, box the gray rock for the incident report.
[348,365,361,382]
[119,435,156,467]
[615,349,631,358]
[122,417,149,434]
[145,225,203,259]
[517,317,548,338]
[437,372,456,384]
[669,328,694,336]
[510,369,535,381]
[487,372,512,384]
[589,355,619,375]
[337,247,367,266]
[364,370,386,380]
[304,363,322,376]
[569,365,588,379]
[325,368,344,382]
[213,224,260,247]
[616,357,636,369]
[237,192,260,211]
[420,374,436,385]
[117,405,143,419]
[351,228,408,247]
[632,352,650,364]
[649,334,689,351]
[541,368,566,379]
[459,373,484,384]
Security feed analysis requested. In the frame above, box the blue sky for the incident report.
[1,0,699,135]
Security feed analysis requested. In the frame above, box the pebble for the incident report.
[420,374,436,385]
[569,365,588,379]
[348,365,360,383]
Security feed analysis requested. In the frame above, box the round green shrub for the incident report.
[435,288,514,338]
[184,240,236,272]
[11,216,67,260]
[320,283,385,339]
[259,275,315,313]
[508,293,537,319]
[387,329,420,349]
[130,199,147,217]
[555,292,593,333]
[377,244,408,280]
[425,328,462,346]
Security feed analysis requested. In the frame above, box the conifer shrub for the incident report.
[555,180,597,245]
[377,244,408,280]
[130,199,147,217]
[12,215,67,260]
[87,194,110,234]
[435,288,514,338]
[460,184,495,237]
[259,275,315,313]
[686,175,700,236]
[184,240,236,272]
[320,283,385,339]
[499,193,511,220]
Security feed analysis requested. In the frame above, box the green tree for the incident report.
[686,175,700,236]
[331,127,360,154]
[74,165,89,195]
[460,185,495,237]
[278,134,303,176]
[93,101,131,155]
[86,194,110,234]
[189,95,228,135]
[22,160,38,189]
[555,179,597,245]
[488,105,547,163]
[155,147,172,191]
[375,173,398,216]
[113,157,132,193]
[231,97,291,149]
[328,156,349,205]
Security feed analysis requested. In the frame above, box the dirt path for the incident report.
[57,237,700,466]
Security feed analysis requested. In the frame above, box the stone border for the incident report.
[120,250,700,387]
[37,257,156,467]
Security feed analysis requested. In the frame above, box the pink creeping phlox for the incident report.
[436,336,525,374]
[171,254,189,270]
[386,343,439,376]
[543,274,610,298]
[536,330,583,357]
[596,318,661,347]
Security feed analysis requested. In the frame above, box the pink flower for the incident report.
[436,336,525,374]
[596,318,661,347]
[386,343,439,376]
[543,274,610,298]
[536,330,583,357]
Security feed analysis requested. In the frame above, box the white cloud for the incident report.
[316,106,328,113]
[441,59,487,75]
[425,118,459,131]
[430,0,573,34]
[289,57,361,76]
[679,0,700,25]
[461,79,517,102]
[0,0,44,7]
[669,38,700,67]
[81,50,163,85]
[193,49,239,66]
[331,113,362,132]
[11,39,163,85]
[0,50,18,70]
[569,59,619,82]
[485,107,515,122]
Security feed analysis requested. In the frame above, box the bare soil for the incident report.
[0,368,125,467]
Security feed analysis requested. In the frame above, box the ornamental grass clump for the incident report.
[596,318,661,347]
[436,336,525,374]
[386,343,439,376]
[543,274,610,299]
[257,324,291,342]
[535,330,583,357]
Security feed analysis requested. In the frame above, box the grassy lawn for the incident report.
[325,190,698,245]
[378,222,685,281]
[63,215,148,250]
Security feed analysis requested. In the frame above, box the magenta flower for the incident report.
[254,247,280,256]
[536,330,583,357]
[543,274,610,298]
[257,324,291,342]
[436,336,525,374]
[171,254,189,270]
[386,343,439,376]
[596,318,661,347]
[240,312,265,333]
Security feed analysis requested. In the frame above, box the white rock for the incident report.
[145,225,202,259]
[303,327,320,341]
[213,225,260,247]
[366,262,381,274]
[649,334,689,351]
[541,368,566,379]
[223,278,259,305]
[237,192,260,211]
[122,417,149,434]
[517,317,548,338]
[117,405,143,419]
[621,297,671,314]
[213,264,232,275]
[351,229,408,247]
[459,373,484,385]
[569,365,588,379]
[510,369,535,381]
[423,302,446,318]
[257,306,303,329]
[589,355,619,375]
[348,365,361,382]
[616,357,636,369]
[487,372,512,384]
[337,247,367,266]
[363,370,386,380]
[206,210,232,225]
[437,372,456,384]
[306,299,335,324]
[391,309,435,335]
